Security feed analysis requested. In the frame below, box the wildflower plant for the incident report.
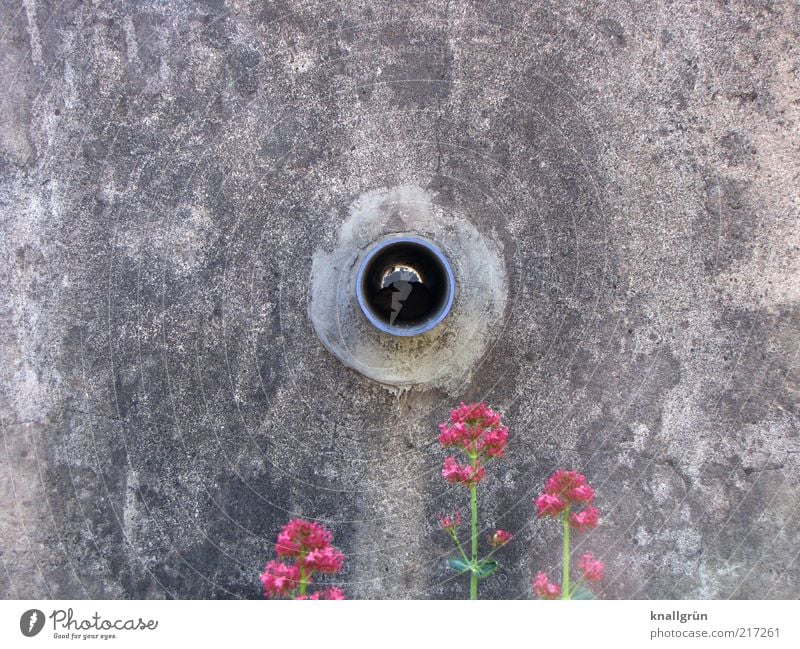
[260,518,345,600]
[533,469,604,600]
[437,402,512,599]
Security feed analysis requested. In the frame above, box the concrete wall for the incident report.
[1,0,798,599]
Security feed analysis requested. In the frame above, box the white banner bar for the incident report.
[1,600,797,648]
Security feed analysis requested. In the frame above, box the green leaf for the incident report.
[447,558,471,573]
[474,559,498,579]
[570,585,596,600]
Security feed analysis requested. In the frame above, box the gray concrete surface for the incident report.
[1,0,798,599]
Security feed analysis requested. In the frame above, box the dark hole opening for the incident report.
[360,240,450,330]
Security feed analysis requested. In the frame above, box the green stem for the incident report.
[299,565,308,598]
[298,551,309,598]
[470,456,479,600]
[452,533,471,564]
[562,508,570,600]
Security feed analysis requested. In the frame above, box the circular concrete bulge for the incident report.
[309,185,507,391]
[356,236,455,337]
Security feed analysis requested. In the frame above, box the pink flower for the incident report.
[489,529,512,548]
[535,493,567,517]
[569,484,596,504]
[480,427,510,458]
[442,456,486,487]
[439,511,462,533]
[467,464,487,486]
[303,546,345,574]
[275,518,333,558]
[449,402,503,428]
[437,421,469,447]
[299,586,346,600]
[438,402,509,459]
[569,506,600,532]
[262,518,346,599]
[537,470,599,521]
[532,572,561,599]
[442,456,466,481]
[577,553,605,582]
[544,469,595,505]
[260,561,300,598]
[316,586,346,600]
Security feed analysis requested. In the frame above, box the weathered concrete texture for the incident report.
[1,0,798,599]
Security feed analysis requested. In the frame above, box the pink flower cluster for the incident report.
[260,518,345,599]
[303,545,345,573]
[533,470,605,600]
[438,402,509,487]
[489,529,513,549]
[442,456,486,487]
[260,560,300,597]
[577,553,604,582]
[570,506,600,532]
[296,586,346,600]
[438,511,462,533]
[276,518,334,557]
[534,469,600,531]
[533,572,561,599]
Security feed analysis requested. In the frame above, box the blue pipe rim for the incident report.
[355,235,456,337]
